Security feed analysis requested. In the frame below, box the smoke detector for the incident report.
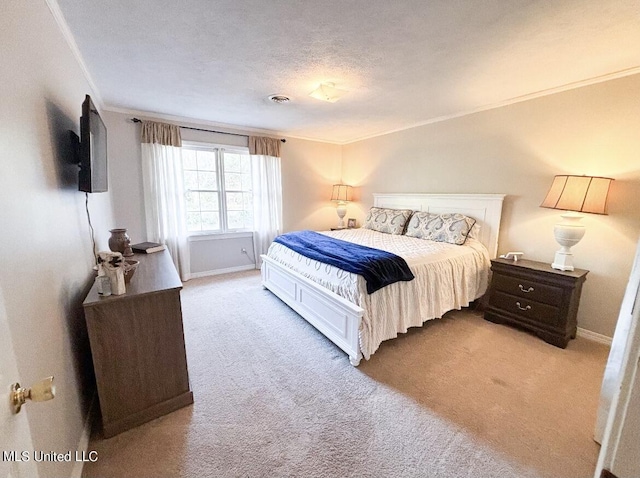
[268,94,291,104]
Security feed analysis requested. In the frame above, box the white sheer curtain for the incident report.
[140,121,190,280]
[250,136,282,268]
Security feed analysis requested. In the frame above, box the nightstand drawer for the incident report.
[490,291,560,327]
[492,273,563,306]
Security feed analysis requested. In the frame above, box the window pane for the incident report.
[199,192,219,211]
[197,150,216,171]
[228,210,251,230]
[226,192,244,211]
[201,212,220,231]
[186,212,201,232]
[185,191,200,212]
[184,170,198,190]
[198,171,217,190]
[183,149,197,170]
[225,173,242,191]
[224,153,242,173]
[183,147,254,234]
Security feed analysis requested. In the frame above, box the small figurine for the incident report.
[97,251,126,295]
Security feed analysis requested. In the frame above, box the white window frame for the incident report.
[182,141,252,236]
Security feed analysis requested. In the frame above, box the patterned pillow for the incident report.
[467,223,481,240]
[362,207,413,235]
[405,212,476,245]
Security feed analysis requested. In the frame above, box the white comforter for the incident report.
[266,228,490,359]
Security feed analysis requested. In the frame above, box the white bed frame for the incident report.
[261,193,506,366]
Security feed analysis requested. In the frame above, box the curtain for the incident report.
[250,136,282,267]
[249,135,281,158]
[140,121,190,280]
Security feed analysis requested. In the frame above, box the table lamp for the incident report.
[540,175,613,271]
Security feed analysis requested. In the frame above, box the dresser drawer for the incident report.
[492,273,563,306]
[490,291,560,327]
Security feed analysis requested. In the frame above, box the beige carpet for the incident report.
[83,270,609,478]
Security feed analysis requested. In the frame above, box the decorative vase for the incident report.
[108,228,134,257]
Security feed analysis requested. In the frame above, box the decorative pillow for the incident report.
[404,212,476,245]
[362,207,413,235]
[467,223,481,240]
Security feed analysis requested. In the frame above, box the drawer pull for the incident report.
[516,302,531,311]
[518,284,534,293]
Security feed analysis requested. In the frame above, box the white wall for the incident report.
[103,110,343,276]
[189,234,255,275]
[0,2,115,477]
[342,74,640,337]
[280,136,343,232]
[102,110,145,241]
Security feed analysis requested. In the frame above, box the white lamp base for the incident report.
[551,212,585,272]
[336,202,347,228]
[552,250,576,271]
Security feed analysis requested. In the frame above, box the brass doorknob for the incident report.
[11,376,55,414]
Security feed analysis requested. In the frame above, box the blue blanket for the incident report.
[273,230,415,294]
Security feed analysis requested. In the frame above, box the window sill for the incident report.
[187,231,254,242]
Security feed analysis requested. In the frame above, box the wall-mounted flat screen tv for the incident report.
[78,95,107,193]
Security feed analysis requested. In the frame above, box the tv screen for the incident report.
[79,95,107,192]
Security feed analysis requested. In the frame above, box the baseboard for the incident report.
[188,264,256,279]
[577,327,613,346]
[103,391,193,438]
[70,393,96,478]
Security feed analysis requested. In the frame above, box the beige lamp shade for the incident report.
[541,175,613,214]
[331,184,353,203]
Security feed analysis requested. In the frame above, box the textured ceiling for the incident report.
[55,0,640,144]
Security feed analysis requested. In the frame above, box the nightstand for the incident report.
[484,258,588,348]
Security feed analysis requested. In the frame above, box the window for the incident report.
[182,143,253,233]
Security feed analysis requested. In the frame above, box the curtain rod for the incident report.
[130,118,286,143]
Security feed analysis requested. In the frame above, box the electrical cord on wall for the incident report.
[243,246,256,265]
[85,192,98,267]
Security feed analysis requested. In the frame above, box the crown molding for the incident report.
[45,0,104,109]
[344,66,640,145]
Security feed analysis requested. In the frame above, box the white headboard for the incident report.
[373,193,506,258]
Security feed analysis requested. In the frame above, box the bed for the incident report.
[261,193,505,366]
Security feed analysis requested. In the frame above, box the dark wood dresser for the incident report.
[83,250,193,438]
[484,258,588,348]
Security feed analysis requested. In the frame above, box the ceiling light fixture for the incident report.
[268,94,291,104]
[309,82,348,103]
